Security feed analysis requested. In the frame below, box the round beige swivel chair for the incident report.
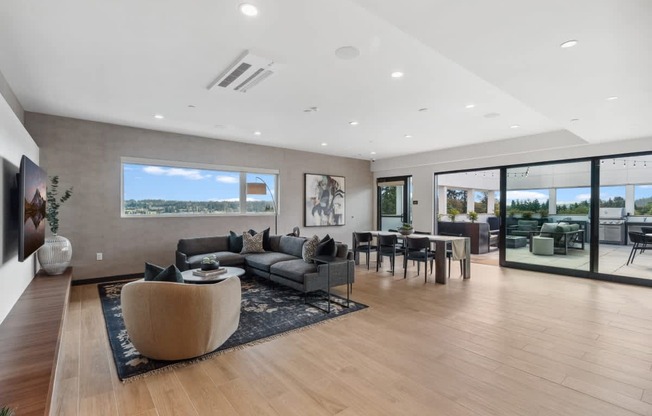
[121,276,241,361]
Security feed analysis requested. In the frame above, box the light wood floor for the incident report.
[51,261,652,416]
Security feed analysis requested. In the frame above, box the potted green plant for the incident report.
[37,176,74,275]
[448,208,460,222]
[522,211,533,220]
[468,211,478,223]
[1,406,15,416]
[398,223,414,235]
[201,254,220,271]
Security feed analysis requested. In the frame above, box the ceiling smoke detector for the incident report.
[207,50,277,93]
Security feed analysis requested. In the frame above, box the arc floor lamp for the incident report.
[246,176,277,235]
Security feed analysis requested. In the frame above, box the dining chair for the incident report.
[353,232,377,270]
[641,227,652,253]
[376,234,402,275]
[438,232,464,278]
[403,237,434,282]
[627,232,651,265]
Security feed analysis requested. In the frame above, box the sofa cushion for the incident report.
[316,236,337,258]
[302,235,320,263]
[187,252,245,268]
[242,231,265,254]
[178,236,229,256]
[245,252,299,272]
[517,220,539,231]
[144,263,183,283]
[279,235,307,257]
[144,262,164,280]
[270,259,318,283]
[540,223,558,236]
[556,224,570,233]
[269,235,282,252]
[336,243,349,259]
[229,231,243,253]
[248,227,271,251]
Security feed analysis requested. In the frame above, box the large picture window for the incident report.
[635,184,652,215]
[122,158,278,217]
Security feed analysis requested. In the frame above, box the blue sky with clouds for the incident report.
[123,163,274,201]
[506,185,652,205]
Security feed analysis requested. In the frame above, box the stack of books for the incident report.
[193,268,227,278]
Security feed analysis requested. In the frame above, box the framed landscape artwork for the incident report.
[304,174,345,226]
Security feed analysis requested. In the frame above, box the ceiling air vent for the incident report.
[207,50,276,93]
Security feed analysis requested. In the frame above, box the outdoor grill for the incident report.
[598,207,627,245]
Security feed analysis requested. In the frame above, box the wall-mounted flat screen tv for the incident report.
[18,155,47,262]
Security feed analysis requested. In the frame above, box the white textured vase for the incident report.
[38,235,72,275]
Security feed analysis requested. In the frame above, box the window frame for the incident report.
[120,157,279,218]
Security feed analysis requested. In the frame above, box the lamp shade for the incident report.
[246,183,267,195]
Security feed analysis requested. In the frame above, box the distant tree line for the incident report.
[124,199,273,214]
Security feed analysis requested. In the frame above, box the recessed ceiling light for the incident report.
[335,46,360,60]
[391,71,404,78]
[510,125,520,129]
[404,134,413,138]
[349,121,359,126]
[606,96,619,101]
[560,40,579,49]
[154,114,164,119]
[254,131,262,135]
[239,3,258,16]
[465,104,476,109]
[370,151,376,155]
[321,142,328,146]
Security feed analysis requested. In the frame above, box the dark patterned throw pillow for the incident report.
[302,235,320,263]
[248,227,271,250]
[241,231,265,254]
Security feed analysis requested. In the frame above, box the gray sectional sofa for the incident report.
[176,234,354,295]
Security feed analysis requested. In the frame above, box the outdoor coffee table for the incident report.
[182,266,245,284]
[505,235,527,249]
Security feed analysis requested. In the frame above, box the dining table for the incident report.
[354,231,471,284]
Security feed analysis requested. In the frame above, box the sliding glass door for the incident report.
[598,154,652,281]
[377,176,411,231]
[504,161,592,272]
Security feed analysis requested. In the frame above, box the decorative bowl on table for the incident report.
[200,260,220,271]
[398,228,414,236]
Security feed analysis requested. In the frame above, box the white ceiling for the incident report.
[1,0,650,160]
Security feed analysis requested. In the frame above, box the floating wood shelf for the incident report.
[0,268,72,415]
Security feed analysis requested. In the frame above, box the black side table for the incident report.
[311,255,352,313]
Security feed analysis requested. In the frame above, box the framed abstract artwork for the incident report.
[304,174,345,226]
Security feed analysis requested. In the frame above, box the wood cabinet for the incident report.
[437,222,490,254]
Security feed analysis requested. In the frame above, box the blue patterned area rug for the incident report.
[98,276,367,382]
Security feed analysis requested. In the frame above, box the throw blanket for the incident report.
[451,238,466,261]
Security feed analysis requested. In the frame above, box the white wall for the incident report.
[0,84,38,324]
[372,130,652,233]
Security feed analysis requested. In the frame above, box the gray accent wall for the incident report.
[26,113,373,281]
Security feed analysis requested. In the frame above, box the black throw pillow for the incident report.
[316,236,337,258]
[144,262,164,280]
[229,231,244,253]
[144,263,183,283]
[249,227,271,251]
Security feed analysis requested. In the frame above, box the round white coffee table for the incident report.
[182,267,245,284]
